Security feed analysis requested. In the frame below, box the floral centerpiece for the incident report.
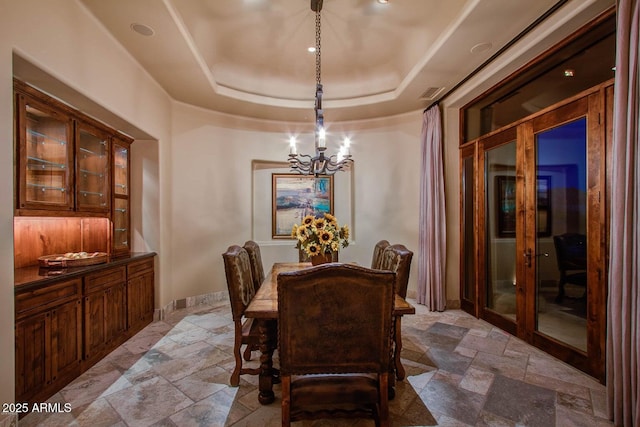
[292,213,349,263]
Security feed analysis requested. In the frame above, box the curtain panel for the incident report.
[607,1,640,425]
[417,105,446,311]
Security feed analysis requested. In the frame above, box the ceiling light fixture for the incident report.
[288,0,353,176]
[130,23,155,37]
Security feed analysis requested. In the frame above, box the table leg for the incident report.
[394,316,406,380]
[388,317,397,400]
[257,319,276,405]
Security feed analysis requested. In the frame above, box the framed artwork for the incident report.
[496,175,516,237]
[272,174,333,238]
[536,176,552,237]
[496,175,551,237]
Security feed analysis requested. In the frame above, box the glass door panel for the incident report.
[535,118,587,352]
[113,198,129,251]
[22,102,73,208]
[484,141,517,321]
[77,125,109,212]
[113,145,128,196]
[460,146,476,312]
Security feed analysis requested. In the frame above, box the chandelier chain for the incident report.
[315,10,321,86]
[287,1,353,176]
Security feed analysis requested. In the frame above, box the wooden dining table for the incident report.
[244,262,416,405]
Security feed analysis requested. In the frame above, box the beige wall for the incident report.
[169,102,422,302]
[0,9,16,410]
[0,0,170,406]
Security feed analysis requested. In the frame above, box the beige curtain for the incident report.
[417,105,446,311]
[607,1,640,425]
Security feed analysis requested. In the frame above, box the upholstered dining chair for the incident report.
[379,243,413,381]
[222,245,261,386]
[380,244,413,298]
[371,239,390,269]
[243,240,265,293]
[277,263,395,427]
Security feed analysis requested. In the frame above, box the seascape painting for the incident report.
[272,174,333,238]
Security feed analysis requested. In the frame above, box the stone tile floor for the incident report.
[20,300,613,426]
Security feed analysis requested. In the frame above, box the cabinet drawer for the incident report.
[15,278,81,320]
[128,258,154,278]
[84,266,126,293]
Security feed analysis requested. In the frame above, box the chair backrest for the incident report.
[553,233,587,271]
[222,245,256,321]
[278,263,395,376]
[243,240,265,292]
[379,244,413,298]
[371,239,390,269]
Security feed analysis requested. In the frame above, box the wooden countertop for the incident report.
[14,252,157,291]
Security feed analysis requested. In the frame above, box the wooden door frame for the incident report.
[460,82,611,382]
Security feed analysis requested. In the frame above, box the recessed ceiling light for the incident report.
[308,47,316,53]
[377,0,389,4]
[470,42,492,54]
[130,23,155,37]
[564,69,575,77]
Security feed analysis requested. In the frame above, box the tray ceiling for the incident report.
[80,0,564,122]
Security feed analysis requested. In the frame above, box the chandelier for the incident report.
[288,0,353,176]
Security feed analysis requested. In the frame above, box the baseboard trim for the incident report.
[155,290,228,321]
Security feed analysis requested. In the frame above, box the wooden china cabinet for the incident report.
[13,79,154,411]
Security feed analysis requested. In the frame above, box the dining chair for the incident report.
[222,245,261,386]
[243,240,265,293]
[277,263,395,427]
[553,233,587,303]
[371,239,390,269]
[379,243,413,381]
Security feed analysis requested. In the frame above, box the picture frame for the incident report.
[536,175,552,237]
[495,175,551,237]
[496,175,516,237]
[272,174,333,238]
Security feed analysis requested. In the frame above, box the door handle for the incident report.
[524,249,548,267]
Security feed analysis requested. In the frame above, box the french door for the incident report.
[462,86,609,381]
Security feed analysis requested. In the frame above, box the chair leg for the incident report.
[281,376,291,427]
[243,343,253,361]
[378,372,390,427]
[230,322,243,387]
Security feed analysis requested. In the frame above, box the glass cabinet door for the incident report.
[113,198,129,251]
[19,98,73,210]
[76,123,110,212]
[113,144,128,196]
[112,139,130,254]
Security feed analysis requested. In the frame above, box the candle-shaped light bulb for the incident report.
[318,126,326,148]
[289,136,297,154]
[343,137,351,156]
